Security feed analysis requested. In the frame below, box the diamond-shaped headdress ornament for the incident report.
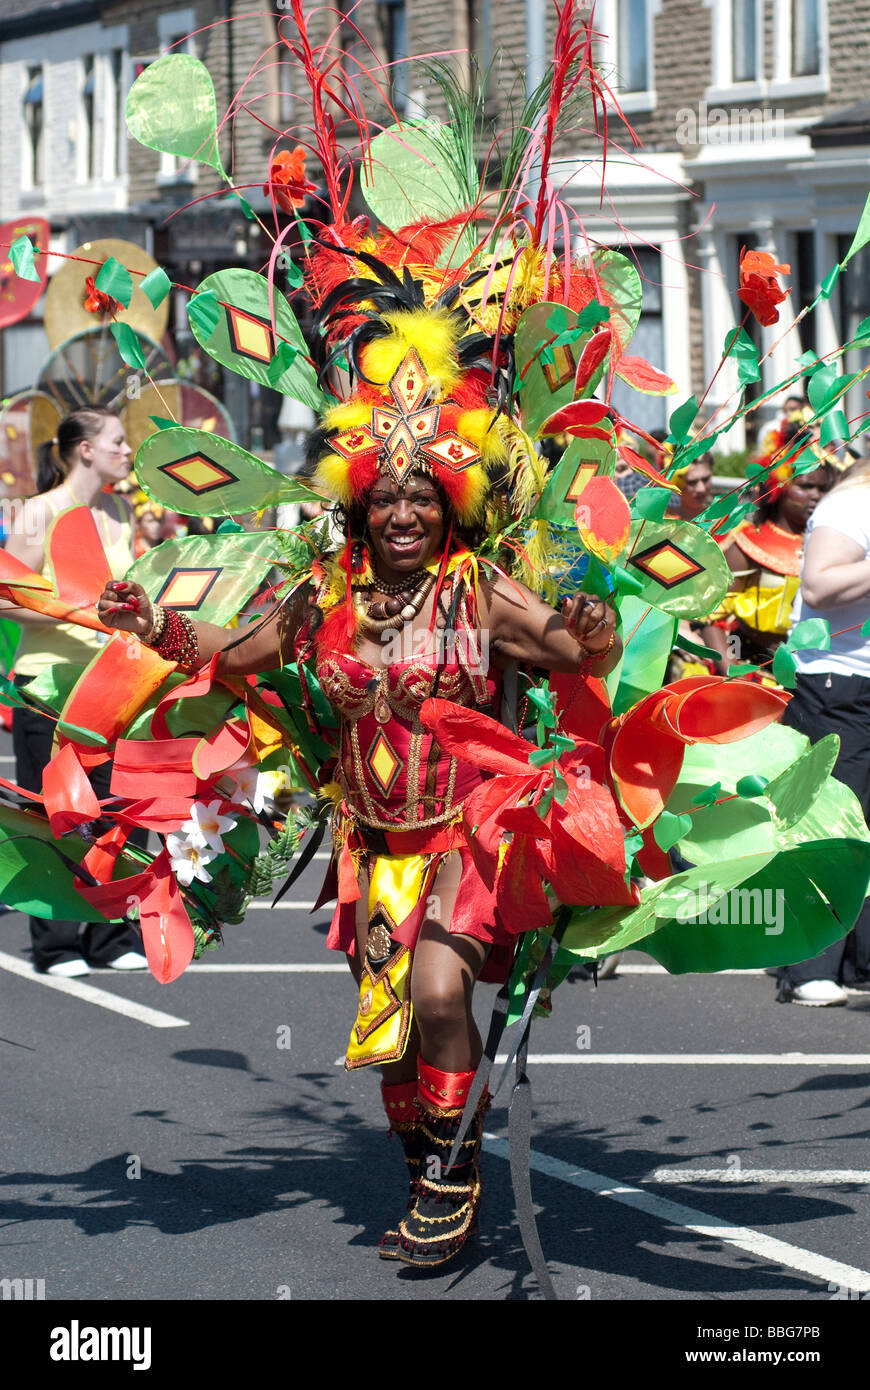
[329,349,481,487]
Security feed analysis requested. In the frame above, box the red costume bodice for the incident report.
[296,565,500,830]
[316,647,498,829]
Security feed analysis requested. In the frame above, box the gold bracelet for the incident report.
[578,627,616,661]
[143,604,167,647]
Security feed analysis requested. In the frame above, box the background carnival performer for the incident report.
[704,448,834,675]
[776,458,870,1005]
[0,408,146,976]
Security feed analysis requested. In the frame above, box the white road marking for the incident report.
[334,1051,870,1067]
[649,1168,870,1185]
[149,962,347,973]
[491,1053,870,1065]
[0,949,188,1028]
[247,901,318,910]
[483,1135,870,1293]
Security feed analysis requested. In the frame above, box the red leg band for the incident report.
[417,1059,476,1111]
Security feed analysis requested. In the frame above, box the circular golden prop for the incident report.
[121,381,237,457]
[44,238,170,352]
[0,390,60,498]
[29,393,62,469]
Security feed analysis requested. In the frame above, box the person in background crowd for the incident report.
[0,408,147,977]
[134,500,166,557]
[702,446,834,676]
[776,457,870,1005]
[669,453,714,523]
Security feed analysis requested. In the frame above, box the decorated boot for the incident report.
[394,1060,487,1268]
[378,1079,422,1260]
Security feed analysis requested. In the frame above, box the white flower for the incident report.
[181,799,238,855]
[229,767,266,815]
[166,833,217,887]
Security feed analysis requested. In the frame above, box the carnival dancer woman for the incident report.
[96,454,621,1267]
[703,438,834,674]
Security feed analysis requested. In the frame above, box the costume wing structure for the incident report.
[186,269,326,412]
[420,686,870,1009]
[135,426,321,517]
[0,506,114,631]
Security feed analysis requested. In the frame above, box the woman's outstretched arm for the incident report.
[95,579,313,674]
[478,574,622,675]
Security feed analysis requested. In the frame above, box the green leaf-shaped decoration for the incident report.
[763,732,839,831]
[361,120,476,266]
[772,644,797,689]
[140,266,172,310]
[128,530,286,627]
[187,269,325,411]
[10,235,40,282]
[187,289,220,338]
[515,302,587,437]
[135,426,322,517]
[736,775,768,797]
[109,322,146,370]
[585,248,641,356]
[724,325,760,385]
[653,809,692,852]
[633,487,671,522]
[623,515,731,618]
[95,256,133,308]
[788,617,831,652]
[125,53,225,175]
[667,395,698,447]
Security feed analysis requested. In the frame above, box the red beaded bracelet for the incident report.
[149,609,201,669]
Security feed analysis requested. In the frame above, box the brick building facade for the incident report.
[1,0,869,447]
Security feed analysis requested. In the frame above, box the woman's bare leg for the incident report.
[410,852,488,1072]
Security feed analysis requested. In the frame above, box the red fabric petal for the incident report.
[75,849,194,984]
[41,743,101,837]
[419,698,533,775]
[110,738,200,800]
[498,837,553,934]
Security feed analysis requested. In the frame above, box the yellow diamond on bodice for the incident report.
[367,731,401,794]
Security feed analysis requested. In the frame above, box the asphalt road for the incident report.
[1,740,870,1308]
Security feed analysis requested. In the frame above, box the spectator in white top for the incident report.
[777,458,870,1005]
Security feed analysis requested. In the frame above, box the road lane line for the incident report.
[649,1168,870,1185]
[335,1052,870,1066]
[132,962,348,973]
[0,950,188,1028]
[483,1135,870,1292]
[493,1053,870,1065]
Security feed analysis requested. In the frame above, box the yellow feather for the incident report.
[496,415,547,517]
[321,400,371,433]
[457,409,505,465]
[314,452,352,505]
[359,308,463,394]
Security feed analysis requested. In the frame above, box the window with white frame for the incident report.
[617,0,651,92]
[731,0,759,82]
[704,0,764,95]
[23,65,44,188]
[81,55,97,182]
[791,0,822,75]
[106,47,127,181]
[378,0,408,112]
[599,0,659,109]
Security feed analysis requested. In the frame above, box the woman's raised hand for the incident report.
[96,580,153,639]
[561,591,617,653]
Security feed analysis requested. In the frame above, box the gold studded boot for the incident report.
[378,1079,423,1260]
[394,1059,487,1268]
